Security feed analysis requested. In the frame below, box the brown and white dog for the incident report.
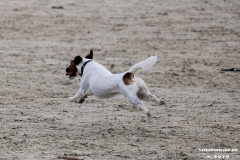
[66,50,164,117]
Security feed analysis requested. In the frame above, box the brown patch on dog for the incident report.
[66,60,78,74]
[71,60,78,74]
[123,72,135,85]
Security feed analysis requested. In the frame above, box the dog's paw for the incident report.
[69,97,75,102]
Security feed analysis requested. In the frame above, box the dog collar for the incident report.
[79,60,92,77]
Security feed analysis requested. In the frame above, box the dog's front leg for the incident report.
[69,88,83,102]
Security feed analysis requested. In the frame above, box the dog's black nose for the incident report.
[66,68,72,72]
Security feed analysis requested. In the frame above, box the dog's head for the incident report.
[66,50,93,79]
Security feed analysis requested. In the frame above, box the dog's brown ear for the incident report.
[85,50,93,59]
[74,56,82,65]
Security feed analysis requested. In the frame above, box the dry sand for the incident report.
[0,0,240,159]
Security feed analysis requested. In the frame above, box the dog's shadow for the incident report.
[113,103,139,111]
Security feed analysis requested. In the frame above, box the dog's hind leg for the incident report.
[123,92,151,118]
[137,88,165,105]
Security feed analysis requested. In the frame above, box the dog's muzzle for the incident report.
[66,68,73,76]
[66,68,76,79]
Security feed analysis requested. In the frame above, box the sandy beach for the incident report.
[0,0,239,159]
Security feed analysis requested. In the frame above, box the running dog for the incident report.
[66,50,164,117]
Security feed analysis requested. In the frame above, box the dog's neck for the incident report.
[79,59,92,77]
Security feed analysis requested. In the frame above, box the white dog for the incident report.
[66,50,164,117]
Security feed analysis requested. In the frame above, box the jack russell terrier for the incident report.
[66,50,164,118]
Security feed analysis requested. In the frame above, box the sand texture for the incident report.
[0,0,240,159]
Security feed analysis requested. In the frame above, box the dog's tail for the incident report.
[127,56,158,74]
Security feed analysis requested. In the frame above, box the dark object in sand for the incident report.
[222,68,240,72]
[57,156,83,160]
[52,6,64,9]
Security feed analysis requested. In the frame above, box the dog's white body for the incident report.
[69,55,163,117]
